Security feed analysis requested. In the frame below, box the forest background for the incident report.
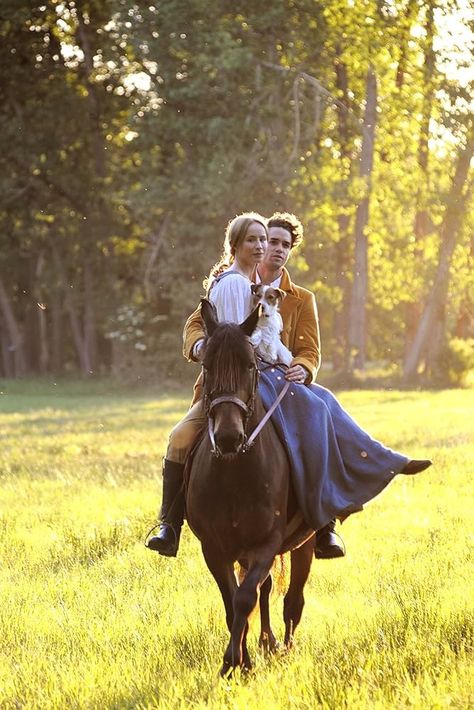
[1,0,473,387]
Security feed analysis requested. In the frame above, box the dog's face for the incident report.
[251,284,286,316]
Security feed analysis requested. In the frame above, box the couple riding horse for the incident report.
[147,211,432,559]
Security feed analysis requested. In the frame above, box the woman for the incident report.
[146,212,431,557]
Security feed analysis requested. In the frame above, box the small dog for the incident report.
[249,284,293,366]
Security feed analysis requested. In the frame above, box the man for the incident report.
[146,212,345,559]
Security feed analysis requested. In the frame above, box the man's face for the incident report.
[264,226,292,271]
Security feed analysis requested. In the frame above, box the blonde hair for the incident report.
[204,212,267,291]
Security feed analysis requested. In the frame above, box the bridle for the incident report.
[203,362,259,456]
[203,361,290,457]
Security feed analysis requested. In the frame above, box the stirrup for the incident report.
[144,521,180,548]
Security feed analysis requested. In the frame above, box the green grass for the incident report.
[1,381,473,709]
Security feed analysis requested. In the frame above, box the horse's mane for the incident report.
[203,323,254,394]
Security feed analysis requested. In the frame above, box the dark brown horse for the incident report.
[186,299,315,676]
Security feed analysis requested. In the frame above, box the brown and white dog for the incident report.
[249,284,293,366]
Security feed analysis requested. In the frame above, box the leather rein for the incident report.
[203,364,290,456]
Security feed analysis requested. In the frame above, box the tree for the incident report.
[403,122,474,381]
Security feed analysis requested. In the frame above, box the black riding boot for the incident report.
[146,459,185,557]
[314,518,345,559]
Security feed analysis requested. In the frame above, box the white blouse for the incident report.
[208,268,253,324]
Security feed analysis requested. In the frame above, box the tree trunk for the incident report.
[403,132,474,381]
[348,66,377,370]
[0,320,14,378]
[76,4,103,375]
[424,303,445,378]
[455,230,474,338]
[0,277,27,376]
[404,0,436,358]
[33,253,49,374]
[50,289,63,374]
[51,243,91,374]
[332,53,352,371]
[333,216,351,371]
[83,257,96,373]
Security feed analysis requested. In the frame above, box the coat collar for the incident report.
[256,266,300,299]
[279,267,299,297]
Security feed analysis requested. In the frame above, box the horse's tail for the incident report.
[274,554,288,596]
[237,555,288,595]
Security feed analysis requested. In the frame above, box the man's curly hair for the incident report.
[267,212,304,249]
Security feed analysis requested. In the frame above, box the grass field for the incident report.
[1,380,473,709]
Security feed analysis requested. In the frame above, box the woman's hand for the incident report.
[285,364,308,384]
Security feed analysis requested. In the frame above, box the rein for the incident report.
[244,379,290,450]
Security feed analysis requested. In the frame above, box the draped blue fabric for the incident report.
[258,364,408,531]
[210,271,409,531]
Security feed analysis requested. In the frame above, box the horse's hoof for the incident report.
[220,661,253,679]
[259,635,281,655]
[220,662,234,679]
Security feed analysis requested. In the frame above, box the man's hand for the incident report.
[285,364,308,384]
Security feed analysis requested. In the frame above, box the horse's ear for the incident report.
[240,305,261,337]
[201,298,218,336]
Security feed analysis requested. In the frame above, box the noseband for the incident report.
[203,364,259,456]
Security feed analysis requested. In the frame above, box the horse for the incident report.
[185,299,315,677]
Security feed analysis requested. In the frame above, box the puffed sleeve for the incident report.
[209,274,253,324]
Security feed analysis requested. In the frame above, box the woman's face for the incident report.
[234,221,267,270]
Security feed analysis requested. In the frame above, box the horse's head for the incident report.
[201,299,260,458]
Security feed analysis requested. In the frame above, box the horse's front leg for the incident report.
[284,535,314,648]
[201,544,238,673]
[258,572,280,653]
[227,555,276,674]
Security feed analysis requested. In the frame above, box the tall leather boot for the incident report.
[146,459,185,557]
[314,518,345,559]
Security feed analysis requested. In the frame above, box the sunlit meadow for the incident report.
[1,380,473,708]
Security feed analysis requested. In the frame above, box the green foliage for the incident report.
[0,1,472,379]
[432,337,474,387]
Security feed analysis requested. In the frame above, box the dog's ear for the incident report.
[251,284,264,297]
[200,298,218,336]
[240,304,262,336]
[276,288,286,301]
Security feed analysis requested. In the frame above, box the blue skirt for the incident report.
[258,365,408,530]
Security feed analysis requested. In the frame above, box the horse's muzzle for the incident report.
[214,430,246,458]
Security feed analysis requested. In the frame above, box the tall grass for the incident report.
[1,381,473,708]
